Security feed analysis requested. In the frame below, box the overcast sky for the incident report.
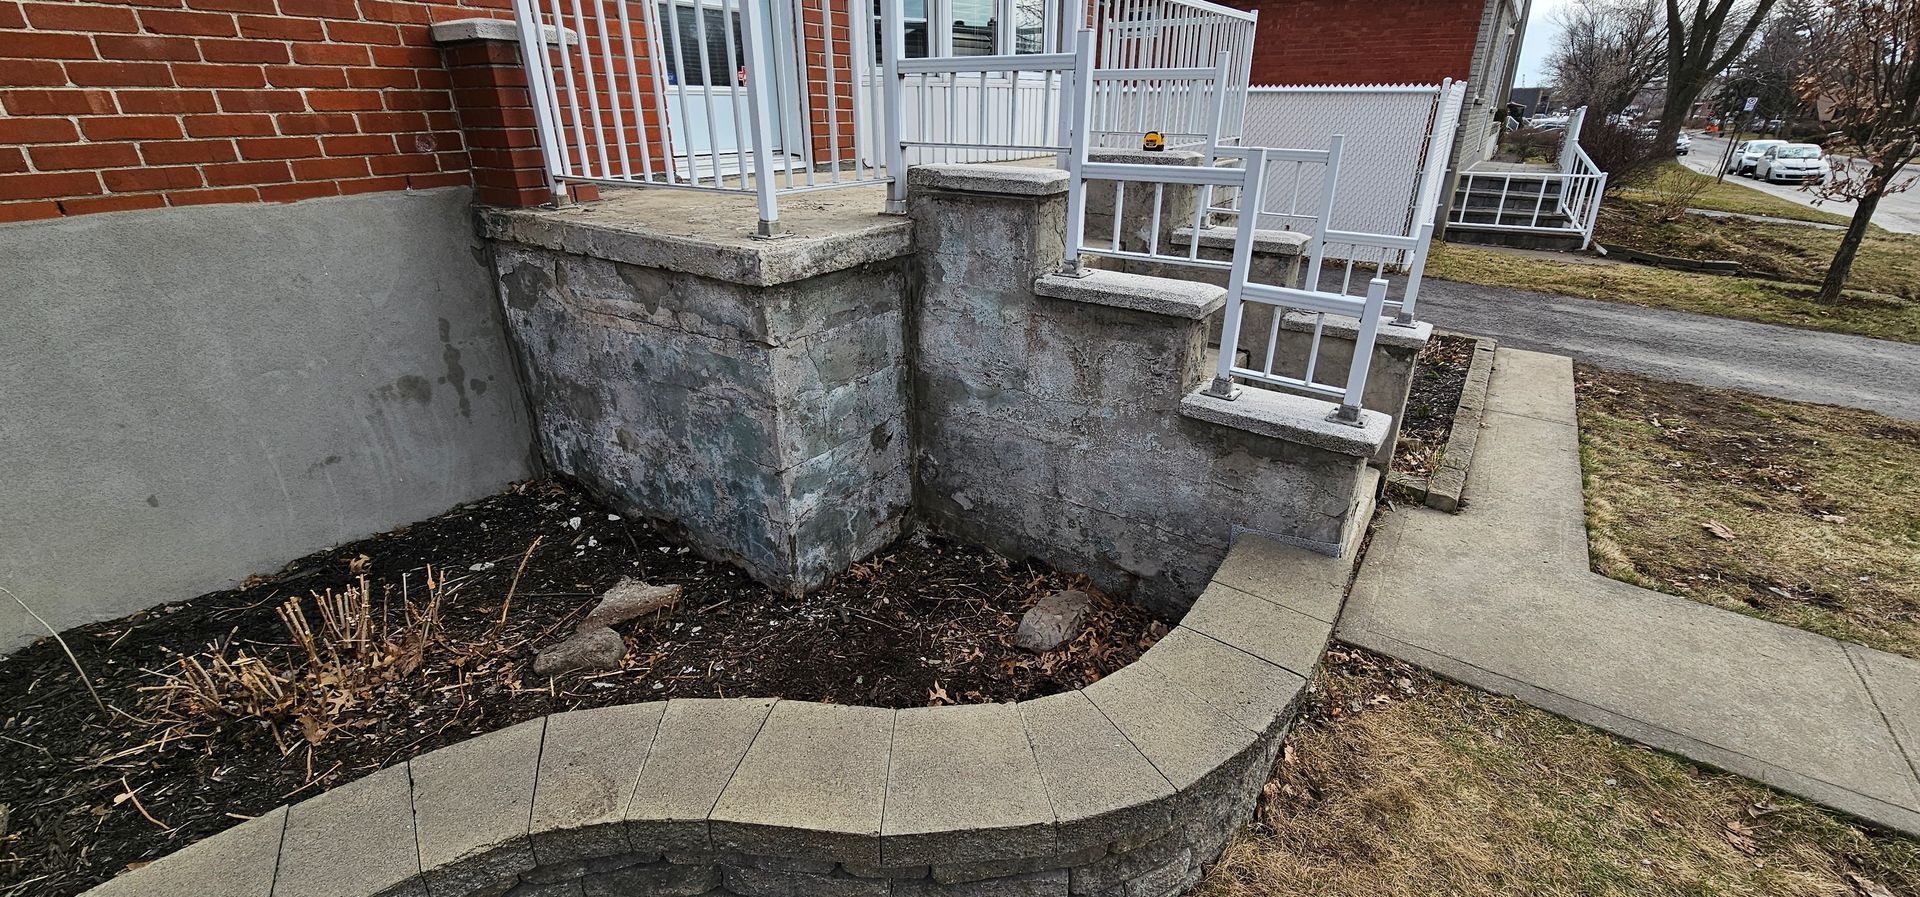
[1513,0,1573,88]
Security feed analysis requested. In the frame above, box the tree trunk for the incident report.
[1819,189,1882,303]
[1653,87,1695,161]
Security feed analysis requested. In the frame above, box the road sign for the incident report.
[1744,96,1759,112]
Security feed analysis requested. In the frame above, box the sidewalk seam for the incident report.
[1843,644,1920,787]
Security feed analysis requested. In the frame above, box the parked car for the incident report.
[1728,139,1788,175]
[1755,143,1830,183]
[1675,133,1692,155]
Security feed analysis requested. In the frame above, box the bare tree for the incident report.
[1799,0,1919,301]
[1715,0,1818,127]
[1550,0,1668,113]
[1653,0,1782,155]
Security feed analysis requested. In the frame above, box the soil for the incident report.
[0,480,1168,897]
[1594,200,1816,283]
[1392,333,1476,479]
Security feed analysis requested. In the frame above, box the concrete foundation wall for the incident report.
[0,187,534,652]
[488,231,912,593]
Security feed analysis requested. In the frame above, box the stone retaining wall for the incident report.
[81,534,1354,897]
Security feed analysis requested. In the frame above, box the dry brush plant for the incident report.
[144,571,463,751]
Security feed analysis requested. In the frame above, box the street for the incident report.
[1680,132,1920,234]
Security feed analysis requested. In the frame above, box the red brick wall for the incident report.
[0,0,515,223]
[1220,0,1481,86]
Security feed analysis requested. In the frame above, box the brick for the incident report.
[0,2,24,28]
[64,61,173,86]
[140,138,236,163]
[474,182,546,206]
[325,19,402,44]
[356,109,425,132]
[104,164,204,191]
[216,88,304,111]
[30,142,142,170]
[369,44,438,67]
[187,0,278,12]
[259,179,338,201]
[0,58,68,86]
[96,35,202,61]
[411,718,544,897]
[276,0,358,18]
[305,88,383,111]
[407,170,469,189]
[0,146,20,173]
[169,61,270,88]
[60,193,168,215]
[0,170,100,201]
[275,111,358,134]
[116,88,216,112]
[0,200,62,222]
[291,42,370,66]
[345,66,416,89]
[359,0,430,23]
[383,88,450,111]
[201,159,290,184]
[166,184,257,204]
[0,31,95,59]
[24,1,140,32]
[3,88,116,115]
[237,14,324,40]
[186,113,275,136]
[238,135,320,159]
[321,133,394,155]
[290,155,367,179]
[264,64,348,88]
[140,8,238,36]
[81,115,184,140]
[335,173,408,194]
[5,117,80,143]
[198,38,290,64]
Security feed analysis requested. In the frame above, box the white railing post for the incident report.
[1301,133,1343,291]
[738,0,782,236]
[883,0,908,213]
[1208,146,1267,399]
[1330,276,1387,425]
[1395,220,1433,324]
[510,0,568,202]
[1061,28,1095,275]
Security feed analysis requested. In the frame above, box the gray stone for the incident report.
[724,865,888,897]
[1171,225,1309,255]
[578,580,682,633]
[1068,833,1188,897]
[711,701,895,865]
[272,763,424,897]
[882,703,1057,866]
[532,703,667,864]
[580,861,719,897]
[506,881,584,897]
[841,863,933,880]
[521,853,659,885]
[626,697,777,854]
[1178,582,1331,679]
[1015,590,1092,653]
[1033,271,1225,321]
[1207,534,1349,623]
[892,869,1069,897]
[535,626,627,676]
[86,805,286,897]
[1137,627,1306,736]
[907,165,1071,197]
[1015,691,1175,856]
[1080,663,1255,793]
[929,845,1103,885]
[412,717,546,897]
[1177,387,1387,458]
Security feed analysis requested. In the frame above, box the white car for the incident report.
[1755,143,1830,183]
[1675,133,1692,155]
[1728,139,1787,176]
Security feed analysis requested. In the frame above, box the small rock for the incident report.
[1015,589,1092,653]
[533,626,626,676]
[578,579,682,633]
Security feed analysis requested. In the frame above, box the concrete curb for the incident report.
[82,536,1351,897]
[1386,331,1497,512]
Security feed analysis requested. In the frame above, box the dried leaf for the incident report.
[1703,520,1736,541]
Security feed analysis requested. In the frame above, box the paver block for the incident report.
[1138,627,1306,736]
[883,703,1056,866]
[1080,663,1255,792]
[1016,691,1175,855]
[711,701,895,865]
[1207,534,1348,623]
[626,697,775,854]
[411,717,546,897]
[892,869,1069,897]
[579,860,719,897]
[532,703,666,864]
[929,845,1103,885]
[273,763,424,897]
[87,805,287,897]
[1068,833,1187,896]
[724,864,889,897]
[1178,582,1331,678]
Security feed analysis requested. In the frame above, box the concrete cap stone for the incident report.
[1178,386,1389,457]
[1137,627,1306,736]
[427,17,571,45]
[1034,270,1225,321]
[532,703,667,864]
[908,165,1071,197]
[410,716,546,896]
[272,763,424,897]
[1278,310,1432,351]
[882,703,1057,866]
[626,697,776,854]
[710,701,895,865]
[1079,662,1258,793]
[1178,582,1332,679]
[1172,225,1310,256]
[88,805,287,897]
[1085,149,1203,167]
[1016,691,1176,855]
[1209,534,1349,623]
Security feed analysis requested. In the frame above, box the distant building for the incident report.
[1510,86,1554,117]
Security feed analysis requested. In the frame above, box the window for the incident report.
[874,0,930,61]
[658,2,745,87]
[1010,0,1045,52]
[950,0,994,55]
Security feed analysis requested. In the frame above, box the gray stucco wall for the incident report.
[0,187,534,652]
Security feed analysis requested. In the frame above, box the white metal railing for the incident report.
[1448,105,1607,248]
[887,46,1081,169]
[1089,0,1255,146]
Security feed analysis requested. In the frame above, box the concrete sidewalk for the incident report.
[1342,348,1920,835]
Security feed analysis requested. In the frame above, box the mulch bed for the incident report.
[0,480,1167,897]
[1392,333,1476,479]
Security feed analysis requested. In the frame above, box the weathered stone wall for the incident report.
[907,166,1385,618]
[485,197,914,594]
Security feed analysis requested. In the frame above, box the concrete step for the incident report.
[1443,227,1586,252]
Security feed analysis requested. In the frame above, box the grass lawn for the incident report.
[1426,242,1920,344]
[1198,649,1920,897]
[1622,163,1854,226]
[1574,366,1920,659]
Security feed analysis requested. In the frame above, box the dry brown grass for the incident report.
[1198,649,1920,897]
[1575,367,1920,659]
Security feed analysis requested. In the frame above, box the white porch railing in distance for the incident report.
[511,0,896,236]
[1447,105,1606,249]
[1088,0,1255,146]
